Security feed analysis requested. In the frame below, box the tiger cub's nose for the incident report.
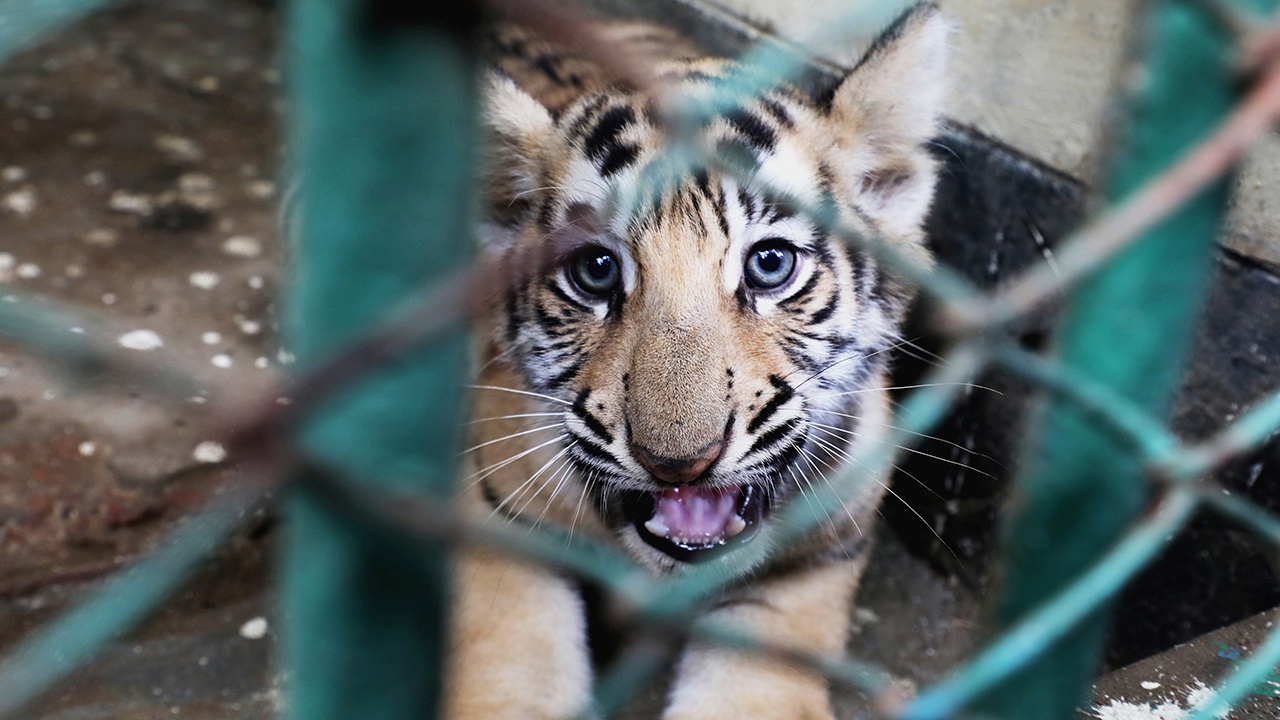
[631,440,724,485]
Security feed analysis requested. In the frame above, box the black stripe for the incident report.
[572,388,614,444]
[546,338,577,352]
[547,280,591,313]
[777,271,819,309]
[774,435,805,470]
[809,290,840,325]
[747,375,795,434]
[567,94,611,138]
[758,97,795,129]
[573,433,619,465]
[532,299,564,328]
[693,168,711,196]
[537,197,557,229]
[532,54,564,84]
[599,143,639,177]
[782,344,820,374]
[547,357,583,390]
[480,478,523,523]
[746,417,799,457]
[764,200,797,223]
[713,183,731,239]
[736,186,756,221]
[725,108,777,152]
[505,292,523,343]
[584,105,637,174]
[677,69,715,83]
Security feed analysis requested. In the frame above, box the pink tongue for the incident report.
[652,486,738,542]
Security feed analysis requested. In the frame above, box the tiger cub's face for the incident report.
[473,7,948,571]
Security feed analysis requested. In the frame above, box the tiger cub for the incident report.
[449,5,949,719]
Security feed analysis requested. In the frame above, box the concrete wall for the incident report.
[719,0,1280,266]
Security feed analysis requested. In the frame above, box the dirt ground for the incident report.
[0,0,283,714]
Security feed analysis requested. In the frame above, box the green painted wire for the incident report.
[1172,388,1280,480]
[1203,488,1280,546]
[995,345,1179,463]
[0,0,115,63]
[1180,488,1280,719]
[0,292,197,398]
[1182,617,1280,720]
[0,483,267,720]
[901,489,1199,720]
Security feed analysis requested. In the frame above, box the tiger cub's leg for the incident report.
[661,552,869,720]
[445,548,593,720]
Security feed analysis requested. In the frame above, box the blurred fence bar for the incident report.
[279,1,477,718]
[976,1,1275,718]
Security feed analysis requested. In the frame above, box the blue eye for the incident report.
[744,241,797,290]
[569,248,621,297]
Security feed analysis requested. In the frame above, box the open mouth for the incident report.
[622,484,768,563]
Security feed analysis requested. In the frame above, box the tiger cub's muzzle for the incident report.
[620,427,771,563]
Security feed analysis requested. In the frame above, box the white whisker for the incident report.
[809,424,947,504]
[529,451,579,530]
[808,420,998,481]
[821,410,1004,468]
[464,434,568,488]
[568,468,596,544]
[467,384,571,406]
[466,411,565,425]
[492,443,575,523]
[459,423,563,456]
[807,432,958,561]
[797,446,863,537]
[813,381,1001,402]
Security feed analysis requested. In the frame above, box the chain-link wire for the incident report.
[2,0,1280,719]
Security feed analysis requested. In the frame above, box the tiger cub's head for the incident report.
[472,5,949,571]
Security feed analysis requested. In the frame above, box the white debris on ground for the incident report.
[83,227,119,246]
[192,441,227,464]
[238,617,268,640]
[1091,680,1228,720]
[235,315,261,335]
[117,329,164,351]
[244,179,274,199]
[221,235,262,258]
[108,190,154,215]
[3,187,36,215]
[189,271,221,289]
[154,134,204,162]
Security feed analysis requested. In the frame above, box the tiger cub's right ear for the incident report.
[480,72,555,243]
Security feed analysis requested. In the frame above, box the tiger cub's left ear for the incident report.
[828,3,951,238]
[479,72,555,246]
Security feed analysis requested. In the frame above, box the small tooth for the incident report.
[726,516,747,537]
[645,518,671,537]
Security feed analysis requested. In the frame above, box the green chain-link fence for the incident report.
[3,0,1280,719]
